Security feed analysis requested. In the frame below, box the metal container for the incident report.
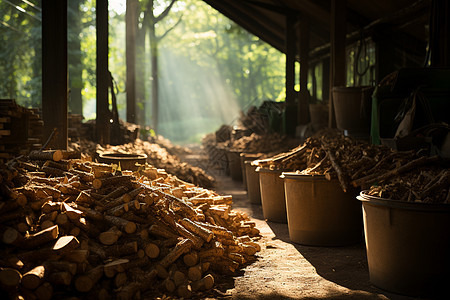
[358,191,450,297]
[282,172,362,246]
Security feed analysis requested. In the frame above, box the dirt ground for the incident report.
[181,149,420,300]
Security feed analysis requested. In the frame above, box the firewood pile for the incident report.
[0,150,261,299]
[254,130,449,203]
[0,100,43,162]
[68,139,215,189]
[220,132,296,154]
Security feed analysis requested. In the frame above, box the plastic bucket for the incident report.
[332,86,374,139]
[358,191,450,297]
[258,168,287,223]
[245,161,261,204]
[226,150,242,181]
[282,173,362,246]
[98,153,148,171]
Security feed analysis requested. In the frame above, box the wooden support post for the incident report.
[298,15,311,125]
[96,0,110,144]
[329,0,347,128]
[285,13,297,135]
[42,0,68,150]
[126,0,138,123]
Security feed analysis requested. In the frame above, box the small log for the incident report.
[104,215,136,234]
[148,224,179,239]
[175,223,204,249]
[63,249,89,263]
[41,166,67,177]
[52,235,80,253]
[187,263,203,281]
[47,271,72,286]
[74,203,104,221]
[21,265,47,290]
[162,277,176,293]
[61,203,83,221]
[17,248,60,263]
[104,259,129,278]
[92,175,133,190]
[155,264,169,279]
[194,221,234,239]
[0,267,22,289]
[159,239,193,268]
[177,284,192,299]
[100,185,129,202]
[74,265,104,292]
[183,251,198,267]
[34,282,53,300]
[172,270,186,286]
[116,281,140,300]
[106,241,138,257]
[29,150,63,162]
[44,261,77,275]
[114,272,127,288]
[2,227,24,246]
[99,226,122,245]
[70,169,95,182]
[23,225,59,249]
[191,274,214,291]
[144,242,160,258]
[179,218,213,242]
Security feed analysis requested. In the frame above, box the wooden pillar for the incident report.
[42,0,68,150]
[322,57,330,101]
[429,0,450,67]
[285,13,297,135]
[374,25,395,82]
[126,0,138,124]
[96,0,110,144]
[329,0,346,128]
[298,15,310,125]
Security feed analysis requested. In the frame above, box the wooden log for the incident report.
[194,221,234,239]
[74,203,104,221]
[159,239,193,268]
[29,150,63,162]
[105,241,138,257]
[22,225,59,249]
[61,203,83,221]
[74,265,104,292]
[21,265,47,290]
[0,267,22,289]
[100,185,129,202]
[148,224,179,239]
[175,222,204,249]
[144,242,160,259]
[191,274,214,291]
[47,271,72,286]
[43,160,71,171]
[155,264,169,279]
[98,226,122,245]
[104,259,129,278]
[162,277,176,293]
[92,175,133,190]
[116,281,140,300]
[114,272,127,288]
[104,215,136,234]
[52,235,79,253]
[2,227,24,246]
[323,147,349,192]
[172,270,186,287]
[41,166,67,177]
[177,284,192,299]
[44,261,77,275]
[183,251,198,267]
[70,169,95,182]
[17,248,60,263]
[187,263,202,281]
[34,282,53,300]
[99,187,143,212]
[63,249,89,263]
[179,218,213,242]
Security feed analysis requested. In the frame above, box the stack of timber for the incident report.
[68,114,88,140]
[0,150,259,299]
[0,100,43,162]
[253,129,449,203]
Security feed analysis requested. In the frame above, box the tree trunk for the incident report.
[68,0,83,115]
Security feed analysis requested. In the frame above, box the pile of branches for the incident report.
[0,150,260,299]
[254,130,449,203]
[69,139,215,189]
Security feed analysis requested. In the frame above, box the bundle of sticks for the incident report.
[0,150,260,299]
[253,130,448,203]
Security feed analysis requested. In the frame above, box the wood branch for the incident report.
[191,274,214,291]
[183,251,198,267]
[22,225,59,249]
[0,267,22,289]
[179,218,213,242]
[92,175,133,190]
[104,215,136,234]
[175,223,204,249]
[47,270,72,286]
[144,242,160,258]
[74,265,104,292]
[159,239,193,268]
[99,226,122,245]
[44,260,77,275]
[148,224,179,239]
[323,147,348,192]
[21,265,47,290]
[29,150,63,162]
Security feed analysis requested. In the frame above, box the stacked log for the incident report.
[253,130,448,203]
[0,100,43,162]
[0,151,260,299]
